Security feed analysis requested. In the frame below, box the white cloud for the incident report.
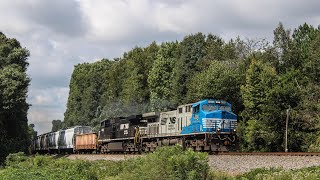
[29,87,69,106]
[34,95,52,105]
[28,107,63,134]
[28,87,69,134]
[80,0,154,42]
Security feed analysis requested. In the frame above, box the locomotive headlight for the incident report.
[217,128,221,132]
[233,129,236,132]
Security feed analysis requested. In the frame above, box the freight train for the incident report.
[31,99,238,153]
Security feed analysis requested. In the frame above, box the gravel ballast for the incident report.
[209,155,320,174]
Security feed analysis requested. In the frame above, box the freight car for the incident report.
[75,133,98,153]
[98,99,238,153]
[32,126,93,153]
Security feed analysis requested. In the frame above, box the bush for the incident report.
[238,167,282,180]
[117,146,209,180]
[1,153,102,179]
[207,170,236,180]
[0,146,209,180]
[5,152,28,168]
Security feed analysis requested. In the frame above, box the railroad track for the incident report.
[67,152,320,157]
[215,152,320,156]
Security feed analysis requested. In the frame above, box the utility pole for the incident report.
[285,107,290,152]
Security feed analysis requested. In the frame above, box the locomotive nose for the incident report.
[222,111,230,119]
[203,110,234,119]
[222,110,237,120]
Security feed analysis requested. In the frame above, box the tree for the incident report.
[273,22,303,72]
[28,124,37,140]
[201,34,224,63]
[64,60,112,127]
[0,32,29,70]
[51,120,63,132]
[121,44,159,106]
[187,60,243,113]
[172,33,206,104]
[297,84,320,151]
[148,42,179,111]
[303,32,320,84]
[0,32,30,164]
[240,59,278,151]
[292,23,318,61]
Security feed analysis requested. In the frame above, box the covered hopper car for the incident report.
[31,126,93,153]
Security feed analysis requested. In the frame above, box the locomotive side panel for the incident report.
[147,122,160,136]
[177,104,193,131]
[159,110,178,136]
[119,123,130,138]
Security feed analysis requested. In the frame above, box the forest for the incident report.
[63,22,320,152]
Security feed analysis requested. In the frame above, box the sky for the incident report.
[0,0,319,134]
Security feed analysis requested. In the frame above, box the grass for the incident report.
[2,148,320,180]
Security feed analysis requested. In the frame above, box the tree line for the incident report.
[0,32,36,164]
[61,22,319,152]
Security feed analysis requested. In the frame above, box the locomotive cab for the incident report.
[98,115,146,140]
[180,99,237,134]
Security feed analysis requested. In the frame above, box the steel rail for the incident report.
[67,152,320,156]
[214,152,320,156]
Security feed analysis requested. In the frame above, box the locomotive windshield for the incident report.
[202,103,231,112]
[219,105,231,111]
[202,104,217,111]
[219,106,231,111]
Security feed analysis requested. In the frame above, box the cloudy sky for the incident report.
[0,0,319,134]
